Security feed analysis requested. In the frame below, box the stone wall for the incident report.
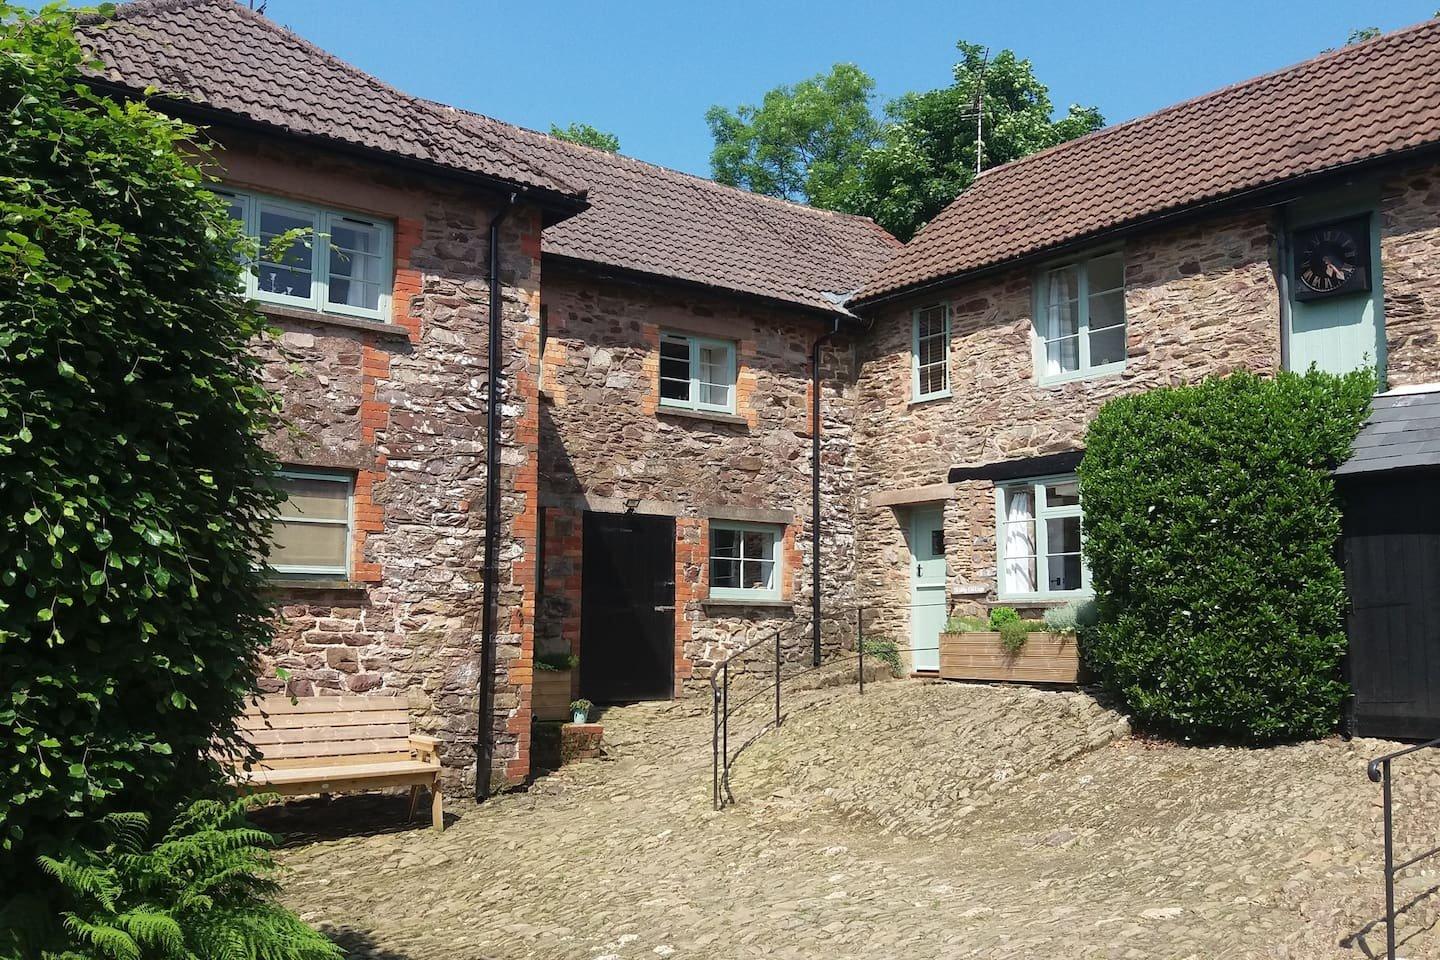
[1381,162,1440,388]
[536,266,859,691]
[215,134,543,793]
[852,210,1283,643]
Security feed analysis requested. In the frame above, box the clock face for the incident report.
[1297,225,1361,295]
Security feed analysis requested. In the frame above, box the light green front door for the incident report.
[910,507,946,672]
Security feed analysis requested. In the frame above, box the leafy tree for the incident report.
[1079,369,1374,742]
[706,63,880,207]
[1346,26,1381,44]
[845,43,1104,240]
[0,0,283,902]
[549,122,621,153]
[5,798,341,960]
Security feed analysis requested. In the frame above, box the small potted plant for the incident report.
[569,698,593,724]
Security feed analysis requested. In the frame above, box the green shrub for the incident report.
[988,606,1021,629]
[1043,599,1097,635]
[943,613,990,633]
[1,797,341,960]
[0,2,282,897]
[998,619,1030,655]
[535,652,579,671]
[1079,369,1373,741]
[860,637,904,677]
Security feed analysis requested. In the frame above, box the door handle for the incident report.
[654,605,675,612]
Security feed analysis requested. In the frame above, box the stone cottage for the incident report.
[81,1,1440,791]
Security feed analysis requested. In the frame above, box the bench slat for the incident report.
[255,739,411,761]
[244,722,409,746]
[243,751,418,770]
[238,709,409,731]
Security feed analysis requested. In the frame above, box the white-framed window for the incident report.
[659,332,737,414]
[708,522,783,601]
[912,304,950,401]
[216,188,394,322]
[995,475,1087,599]
[269,468,354,578]
[1034,251,1126,384]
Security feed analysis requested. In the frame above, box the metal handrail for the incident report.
[1367,736,1440,959]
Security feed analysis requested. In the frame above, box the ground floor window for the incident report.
[708,522,782,601]
[995,475,1086,598]
[269,468,353,578]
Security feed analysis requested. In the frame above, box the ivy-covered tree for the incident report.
[0,0,283,903]
[549,121,621,153]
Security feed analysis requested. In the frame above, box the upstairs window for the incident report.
[269,469,354,579]
[709,522,783,601]
[911,304,950,401]
[1036,252,1126,384]
[996,476,1086,599]
[659,332,737,414]
[216,188,393,322]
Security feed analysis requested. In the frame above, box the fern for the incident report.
[28,796,341,960]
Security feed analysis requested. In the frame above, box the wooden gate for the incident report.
[1342,471,1440,739]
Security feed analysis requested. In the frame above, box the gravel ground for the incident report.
[262,678,1440,960]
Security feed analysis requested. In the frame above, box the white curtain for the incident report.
[1045,270,1079,376]
[1003,490,1037,593]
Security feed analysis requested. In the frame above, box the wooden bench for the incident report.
[229,695,444,831]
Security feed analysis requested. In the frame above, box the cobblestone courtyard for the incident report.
[265,680,1440,959]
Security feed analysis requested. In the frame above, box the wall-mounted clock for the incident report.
[1292,215,1372,302]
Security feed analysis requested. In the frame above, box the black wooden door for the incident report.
[1344,472,1440,739]
[580,511,676,703]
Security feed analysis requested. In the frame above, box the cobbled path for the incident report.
[264,679,1440,960]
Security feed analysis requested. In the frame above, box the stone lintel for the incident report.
[703,504,795,525]
[868,483,956,508]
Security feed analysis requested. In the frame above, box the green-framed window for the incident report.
[659,332,737,414]
[215,187,394,322]
[269,468,354,579]
[911,304,950,401]
[995,475,1087,600]
[708,521,783,601]
[1034,251,1126,384]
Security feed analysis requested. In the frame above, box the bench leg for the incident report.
[431,780,444,831]
[407,785,420,822]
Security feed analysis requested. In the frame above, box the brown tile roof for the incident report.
[858,19,1440,304]
[80,0,585,203]
[83,0,899,313]
[434,107,902,312]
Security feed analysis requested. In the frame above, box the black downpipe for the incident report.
[810,318,842,667]
[476,193,517,801]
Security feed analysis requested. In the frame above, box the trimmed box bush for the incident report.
[1079,369,1373,741]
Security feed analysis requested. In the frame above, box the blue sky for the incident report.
[256,0,1437,179]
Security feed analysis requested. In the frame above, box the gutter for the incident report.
[476,193,517,801]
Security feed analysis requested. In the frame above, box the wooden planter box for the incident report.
[533,669,574,721]
[938,632,1079,685]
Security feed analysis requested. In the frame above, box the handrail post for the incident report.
[1383,757,1396,960]
[857,603,865,695]
[774,631,782,728]
[721,660,729,807]
[711,681,720,809]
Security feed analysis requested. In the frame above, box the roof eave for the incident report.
[852,140,1440,312]
[85,78,591,219]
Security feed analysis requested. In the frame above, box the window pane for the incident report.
[918,334,945,368]
[217,192,244,224]
[271,521,347,570]
[660,338,691,402]
[1045,336,1080,374]
[741,530,773,561]
[1047,516,1082,555]
[1046,266,1079,307]
[327,220,385,311]
[1045,479,1080,508]
[920,364,947,395]
[1087,254,1124,294]
[697,343,734,408]
[1004,552,1037,594]
[1002,487,1037,594]
[1047,553,1084,592]
[1090,325,1126,367]
[917,306,946,339]
[280,476,350,522]
[710,558,740,589]
[741,559,773,590]
[1088,289,1125,331]
[711,527,739,556]
[258,205,314,299]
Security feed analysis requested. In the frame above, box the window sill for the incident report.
[258,304,410,340]
[657,407,749,428]
[1035,363,1126,389]
[264,578,369,594]
[907,391,952,408]
[701,598,793,611]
